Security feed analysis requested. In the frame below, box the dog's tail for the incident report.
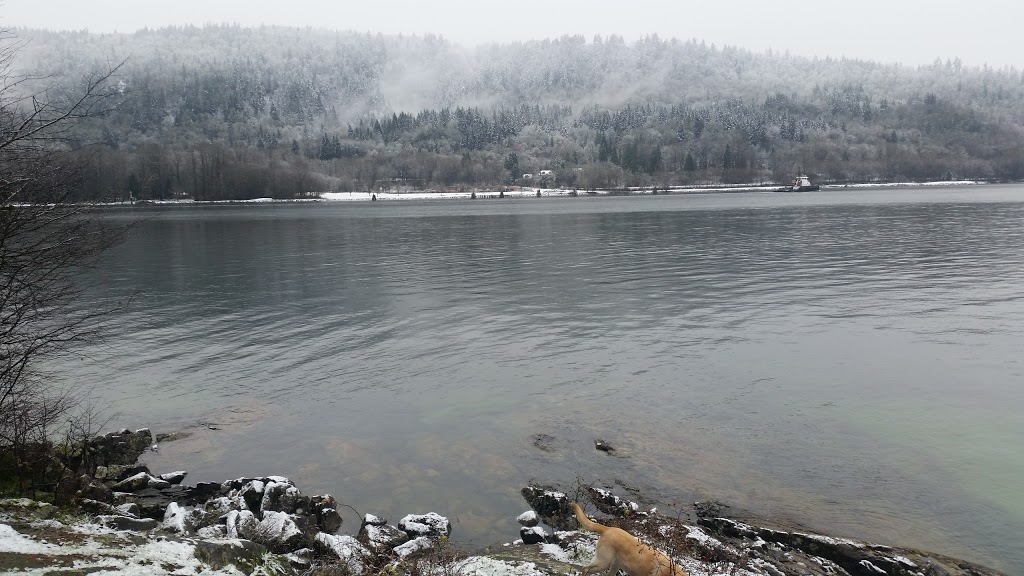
[572,501,608,534]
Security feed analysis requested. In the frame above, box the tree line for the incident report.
[12,25,1024,200]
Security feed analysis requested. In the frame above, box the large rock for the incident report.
[285,548,314,570]
[157,471,187,485]
[78,498,128,517]
[226,509,257,539]
[0,499,56,519]
[520,526,548,544]
[311,494,343,533]
[314,533,367,574]
[517,510,539,527]
[257,510,310,552]
[238,480,266,514]
[398,512,451,538]
[521,485,575,529]
[584,486,642,517]
[111,472,170,492]
[201,495,247,528]
[115,485,192,520]
[194,540,268,574]
[394,536,434,559]
[95,464,151,483]
[190,482,225,502]
[160,502,200,534]
[359,520,409,551]
[77,476,114,503]
[221,475,293,492]
[116,503,141,518]
[95,514,159,531]
[260,481,310,516]
[88,428,153,467]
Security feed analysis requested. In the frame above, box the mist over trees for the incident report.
[12,25,1024,200]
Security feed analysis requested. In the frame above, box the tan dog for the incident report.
[572,502,688,576]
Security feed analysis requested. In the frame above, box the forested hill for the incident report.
[13,25,1024,200]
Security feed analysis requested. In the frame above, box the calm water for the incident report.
[57,186,1024,572]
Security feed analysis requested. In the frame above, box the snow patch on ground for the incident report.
[456,556,549,576]
[0,523,58,554]
[684,525,723,548]
[0,522,244,575]
[794,531,866,548]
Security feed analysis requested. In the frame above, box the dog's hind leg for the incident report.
[579,543,616,576]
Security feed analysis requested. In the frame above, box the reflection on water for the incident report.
[58,186,1024,572]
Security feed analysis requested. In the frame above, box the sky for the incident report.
[2,0,1022,69]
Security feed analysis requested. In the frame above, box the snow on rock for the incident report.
[315,533,367,573]
[793,531,866,549]
[238,479,266,512]
[893,555,919,568]
[684,525,724,549]
[258,510,305,548]
[539,542,582,563]
[260,481,310,516]
[516,510,539,527]
[520,525,547,544]
[398,512,451,538]
[364,513,387,526]
[203,495,247,525]
[112,471,171,492]
[196,524,227,538]
[362,522,409,551]
[158,470,187,484]
[161,502,195,534]
[225,509,256,539]
[859,559,888,574]
[585,486,642,516]
[520,485,575,529]
[310,494,343,533]
[455,556,549,576]
[116,502,141,517]
[393,535,434,558]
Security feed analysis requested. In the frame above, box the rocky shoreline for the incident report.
[0,428,1007,576]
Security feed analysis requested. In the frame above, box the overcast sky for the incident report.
[3,0,1021,68]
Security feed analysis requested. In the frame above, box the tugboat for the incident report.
[779,175,820,192]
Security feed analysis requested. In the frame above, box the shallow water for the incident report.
[56,186,1024,572]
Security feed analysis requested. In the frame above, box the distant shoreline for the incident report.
[103,179,996,206]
